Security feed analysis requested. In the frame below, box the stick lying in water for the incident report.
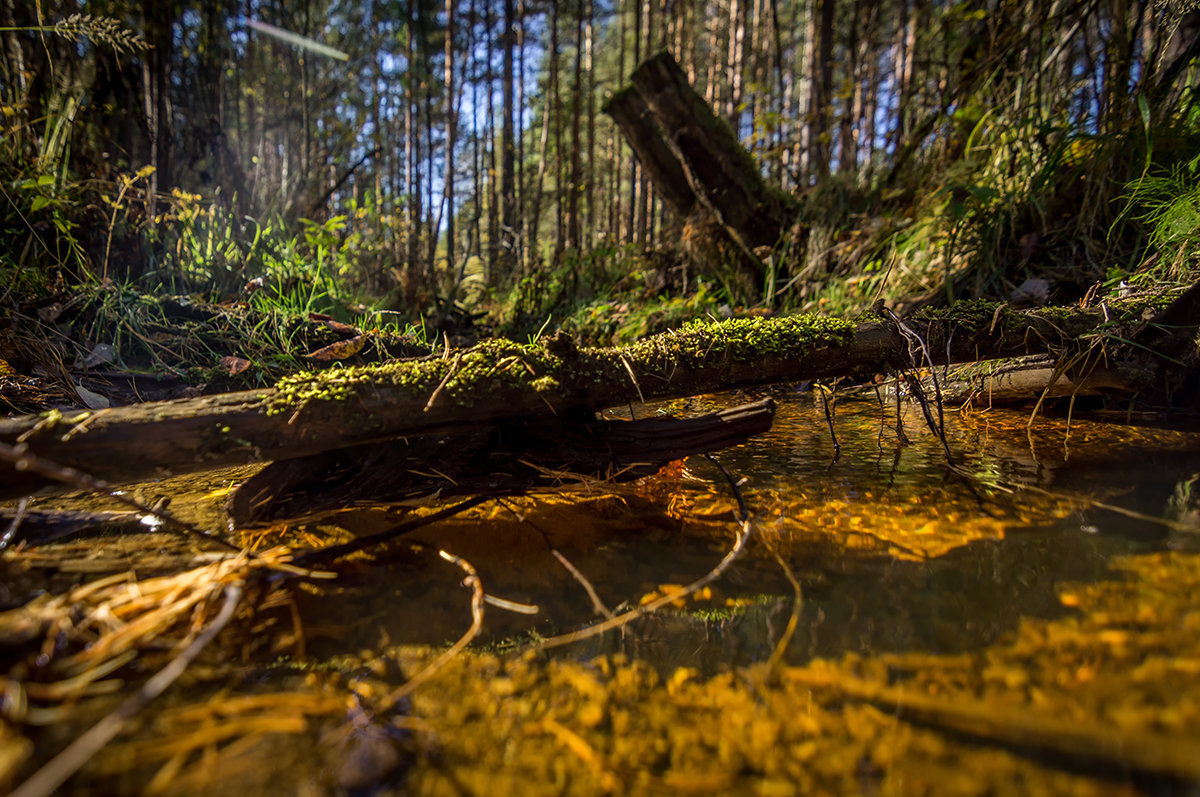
[783,666,1200,782]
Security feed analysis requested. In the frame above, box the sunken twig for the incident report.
[527,454,753,652]
[0,441,242,554]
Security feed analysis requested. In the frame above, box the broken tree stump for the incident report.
[604,52,797,288]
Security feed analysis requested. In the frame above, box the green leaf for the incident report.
[30,196,51,211]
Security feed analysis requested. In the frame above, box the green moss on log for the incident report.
[910,298,1003,330]
[265,314,857,416]
[267,338,560,415]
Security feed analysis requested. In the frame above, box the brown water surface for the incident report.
[3,388,1200,795]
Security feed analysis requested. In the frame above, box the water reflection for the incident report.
[7,388,1200,794]
[283,389,1199,671]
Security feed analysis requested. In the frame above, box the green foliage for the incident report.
[4,0,1200,376]
[1118,155,1200,285]
[563,280,724,345]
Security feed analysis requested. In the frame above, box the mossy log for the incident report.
[0,299,1174,498]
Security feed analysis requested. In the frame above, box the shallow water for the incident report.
[4,387,1200,795]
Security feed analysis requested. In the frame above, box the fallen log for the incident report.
[850,354,1133,407]
[228,398,776,526]
[0,298,1179,498]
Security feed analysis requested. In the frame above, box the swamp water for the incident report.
[3,387,1200,795]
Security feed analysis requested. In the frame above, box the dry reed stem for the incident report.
[10,583,243,797]
[0,548,309,716]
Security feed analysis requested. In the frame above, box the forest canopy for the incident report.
[1,1,1198,343]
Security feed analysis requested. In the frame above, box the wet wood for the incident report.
[887,355,1133,406]
[228,399,776,526]
[0,509,148,547]
[0,300,1160,498]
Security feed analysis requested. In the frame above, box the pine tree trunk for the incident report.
[500,0,517,279]
[444,0,457,285]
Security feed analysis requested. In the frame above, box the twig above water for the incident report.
[526,453,754,652]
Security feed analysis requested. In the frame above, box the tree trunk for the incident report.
[552,2,566,260]
[0,299,1165,498]
[444,0,456,284]
[809,0,835,177]
[499,0,517,278]
[602,88,698,217]
[405,6,422,300]
[567,0,585,252]
[605,51,793,271]
[484,0,499,285]
[583,0,596,251]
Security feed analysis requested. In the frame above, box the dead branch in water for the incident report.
[526,453,754,653]
[784,666,1200,782]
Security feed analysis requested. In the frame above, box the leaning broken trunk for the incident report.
[604,52,798,294]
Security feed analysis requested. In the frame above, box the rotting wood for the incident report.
[603,87,698,218]
[0,297,1182,499]
[625,51,792,254]
[603,51,795,281]
[228,398,776,526]
[849,354,1132,407]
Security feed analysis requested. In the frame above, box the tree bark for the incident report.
[444,0,456,283]
[567,0,585,252]
[0,299,1163,498]
[603,88,698,217]
[604,51,793,273]
[499,0,517,278]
